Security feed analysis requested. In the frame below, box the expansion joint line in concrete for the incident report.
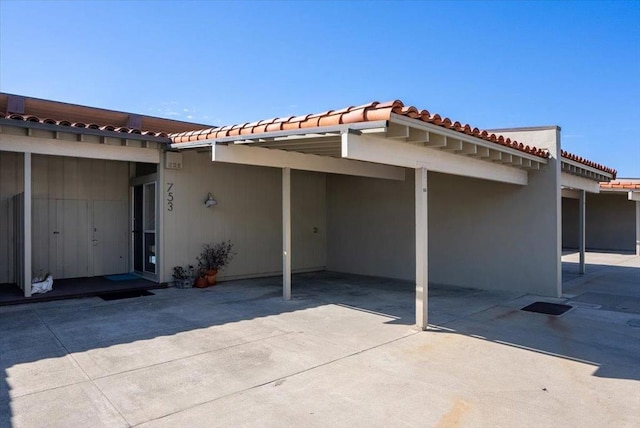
[90,330,297,381]
[32,308,133,427]
[131,330,423,427]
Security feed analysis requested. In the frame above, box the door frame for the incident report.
[130,173,159,282]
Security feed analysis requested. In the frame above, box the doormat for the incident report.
[521,301,572,316]
[98,290,154,301]
[105,274,140,281]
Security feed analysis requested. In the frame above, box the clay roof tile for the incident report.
[165,99,610,166]
[353,101,380,110]
[318,113,342,127]
[333,106,355,115]
[341,107,367,124]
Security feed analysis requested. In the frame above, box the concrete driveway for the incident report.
[1,252,639,427]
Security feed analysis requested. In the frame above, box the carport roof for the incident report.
[170,100,549,159]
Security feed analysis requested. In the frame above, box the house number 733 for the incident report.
[166,182,174,211]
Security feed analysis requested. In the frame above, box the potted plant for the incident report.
[197,241,236,286]
[194,271,209,288]
[172,265,194,289]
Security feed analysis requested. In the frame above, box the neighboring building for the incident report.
[563,180,640,255]
[0,93,617,329]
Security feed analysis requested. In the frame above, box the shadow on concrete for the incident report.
[1,267,639,425]
[447,258,640,382]
[0,274,332,425]
[292,270,640,383]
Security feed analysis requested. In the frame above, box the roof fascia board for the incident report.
[0,118,171,144]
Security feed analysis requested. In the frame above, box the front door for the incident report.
[92,200,128,276]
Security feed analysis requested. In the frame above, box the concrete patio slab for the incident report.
[1,251,638,427]
[2,382,127,428]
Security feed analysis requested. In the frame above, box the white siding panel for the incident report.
[2,154,130,282]
[0,151,23,283]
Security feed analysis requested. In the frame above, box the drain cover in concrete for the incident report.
[521,302,572,316]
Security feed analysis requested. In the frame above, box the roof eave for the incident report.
[0,118,172,144]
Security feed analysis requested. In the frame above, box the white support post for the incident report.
[636,201,640,256]
[157,153,165,283]
[24,153,32,297]
[282,167,292,300]
[578,189,586,275]
[415,167,429,330]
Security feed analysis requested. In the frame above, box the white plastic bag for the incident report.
[32,274,54,294]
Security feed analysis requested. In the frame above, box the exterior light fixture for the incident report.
[204,193,217,208]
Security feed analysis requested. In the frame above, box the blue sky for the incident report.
[1,1,638,176]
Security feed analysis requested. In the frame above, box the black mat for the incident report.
[521,301,572,316]
[0,276,161,305]
[98,290,154,301]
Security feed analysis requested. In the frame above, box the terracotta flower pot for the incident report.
[194,276,208,288]
[205,269,218,286]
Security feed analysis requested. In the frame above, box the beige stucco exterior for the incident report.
[327,169,562,296]
[0,96,620,309]
[563,192,638,253]
[160,151,327,283]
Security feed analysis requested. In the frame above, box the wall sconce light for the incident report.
[204,192,217,208]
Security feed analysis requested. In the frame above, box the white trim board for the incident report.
[0,134,160,163]
[561,172,600,193]
[211,143,405,181]
[342,132,528,186]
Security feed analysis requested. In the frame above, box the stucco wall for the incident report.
[562,197,579,248]
[326,162,561,297]
[563,193,636,252]
[326,173,415,280]
[161,151,326,282]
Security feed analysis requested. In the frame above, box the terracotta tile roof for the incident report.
[171,100,550,159]
[561,150,616,178]
[599,180,640,190]
[1,92,212,134]
[0,111,170,138]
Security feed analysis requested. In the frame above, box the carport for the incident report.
[563,179,640,257]
[171,100,551,329]
[560,153,617,270]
